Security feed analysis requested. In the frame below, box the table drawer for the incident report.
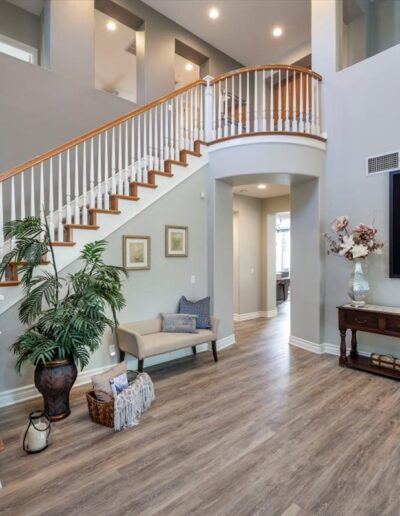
[344,311,379,329]
[385,317,400,334]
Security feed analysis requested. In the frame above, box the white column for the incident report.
[203,75,214,142]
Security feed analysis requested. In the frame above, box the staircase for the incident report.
[0,65,324,315]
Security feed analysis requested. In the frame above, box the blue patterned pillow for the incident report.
[178,296,211,329]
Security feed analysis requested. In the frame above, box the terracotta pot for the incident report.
[34,358,78,421]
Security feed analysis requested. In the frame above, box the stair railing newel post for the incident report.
[203,75,214,143]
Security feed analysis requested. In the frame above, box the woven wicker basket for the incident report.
[86,370,139,428]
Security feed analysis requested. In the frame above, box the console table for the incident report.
[338,304,400,380]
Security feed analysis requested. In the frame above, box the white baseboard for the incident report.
[290,336,370,358]
[234,310,276,322]
[0,335,236,409]
[0,364,113,409]
[289,335,323,354]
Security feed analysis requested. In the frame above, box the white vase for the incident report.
[347,259,370,306]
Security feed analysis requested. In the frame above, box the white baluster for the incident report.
[148,111,153,171]
[218,81,222,138]
[97,134,103,207]
[210,84,215,140]
[90,139,95,208]
[30,167,35,217]
[111,127,117,194]
[39,163,45,243]
[262,69,266,131]
[169,101,174,161]
[58,155,63,240]
[238,73,243,134]
[160,106,165,168]
[270,70,274,131]
[305,74,310,133]
[48,159,55,240]
[131,117,135,179]
[194,86,199,141]
[315,79,321,135]
[0,182,3,259]
[180,94,184,149]
[231,75,235,136]
[65,151,71,224]
[104,133,109,209]
[10,176,16,247]
[190,89,194,151]
[299,72,304,132]
[154,107,159,170]
[185,93,189,149]
[277,69,283,131]
[144,112,148,182]
[118,125,123,192]
[124,122,129,194]
[82,142,88,224]
[224,78,228,137]
[175,98,180,159]
[164,104,169,161]
[199,85,204,140]
[246,72,250,133]
[285,69,290,131]
[311,77,316,134]
[20,171,25,220]
[74,147,80,223]
[292,71,298,132]
[254,70,258,132]
[138,114,142,182]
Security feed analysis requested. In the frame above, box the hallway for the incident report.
[1,304,400,515]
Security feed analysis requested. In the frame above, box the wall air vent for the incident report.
[367,151,399,176]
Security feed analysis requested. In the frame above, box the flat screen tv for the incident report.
[390,170,400,278]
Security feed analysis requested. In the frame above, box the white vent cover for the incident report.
[367,151,399,176]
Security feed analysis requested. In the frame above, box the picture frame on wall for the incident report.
[165,225,188,257]
[123,236,151,270]
[389,170,400,278]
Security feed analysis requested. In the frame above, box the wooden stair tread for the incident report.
[88,208,121,214]
[165,160,188,167]
[148,171,173,177]
[180,149,202,158]
[64,224,99,230]
[110,194,139,201]
[130,182,158,188]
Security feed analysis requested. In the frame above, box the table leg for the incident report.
[350,330,358,359]
[339,328,347,366]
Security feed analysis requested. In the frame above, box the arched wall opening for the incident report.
[206,136,325,350]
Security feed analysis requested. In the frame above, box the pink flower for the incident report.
[353,223,377,238]
[331,216,349,234]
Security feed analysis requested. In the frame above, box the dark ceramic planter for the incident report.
[34,358,78,421]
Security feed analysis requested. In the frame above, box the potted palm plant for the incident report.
[0,217,126,420]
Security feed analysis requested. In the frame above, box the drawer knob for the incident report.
[355,318,368,324]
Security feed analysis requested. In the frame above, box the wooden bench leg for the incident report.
[211,340,218,362]
[138,359,144,372]
[192,346,197,355]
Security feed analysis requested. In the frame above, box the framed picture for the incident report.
[165,225,188,257]
[390,170,400,277]
[123,236,151,270]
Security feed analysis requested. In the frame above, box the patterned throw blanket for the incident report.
[114,372,155,431]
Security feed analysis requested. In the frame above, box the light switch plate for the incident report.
[109,344,117,357]
[190,275,196,284]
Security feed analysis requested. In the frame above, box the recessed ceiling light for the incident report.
[185,63,194,71]
[209,7,220,19]
[272,26,283,37]
[257,184,267,190]
[106,20,117,31]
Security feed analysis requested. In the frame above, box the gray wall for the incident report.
[0,0,242,174]
[0,1,41,52]
[0,168,210,393]
[313,0,400,353]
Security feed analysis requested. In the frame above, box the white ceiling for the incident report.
[233,183,290,199]
[6,0,45,16]
[142,0,311,65]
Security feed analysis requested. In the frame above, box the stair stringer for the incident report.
[0,147,209,316]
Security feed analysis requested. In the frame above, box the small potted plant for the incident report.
[0,217,126,420]
[324,216,384,306]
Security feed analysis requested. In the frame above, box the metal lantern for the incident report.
[22,411,51,454]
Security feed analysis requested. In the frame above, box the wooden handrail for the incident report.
[0,79,206,182]
[211,64,322,83]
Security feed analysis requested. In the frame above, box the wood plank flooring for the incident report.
[1,302,400,515]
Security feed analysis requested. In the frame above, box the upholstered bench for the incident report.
[117,317,220,371]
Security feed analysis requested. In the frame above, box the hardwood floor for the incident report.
[1,302,400,515]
